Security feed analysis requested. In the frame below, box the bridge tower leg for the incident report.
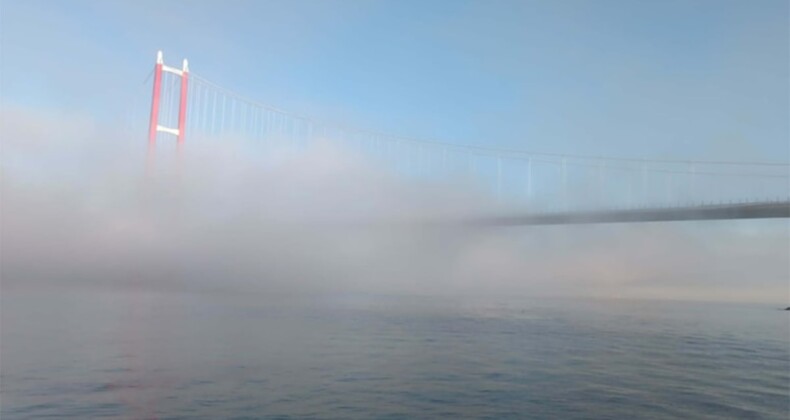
[177,59,189,146]
[148,51,164,148]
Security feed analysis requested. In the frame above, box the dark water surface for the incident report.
[2,290,788,418]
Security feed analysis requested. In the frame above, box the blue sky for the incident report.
[1,0,788,161]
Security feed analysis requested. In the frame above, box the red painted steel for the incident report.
[177,62,189,145]
[148,56,163,146]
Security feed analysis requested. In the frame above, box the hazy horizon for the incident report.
[2,103,788,304]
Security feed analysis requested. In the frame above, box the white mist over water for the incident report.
[1,105,788,303]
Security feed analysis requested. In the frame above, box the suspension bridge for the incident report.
[142,51,790,225]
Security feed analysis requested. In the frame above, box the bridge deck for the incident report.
[464,201,790,226]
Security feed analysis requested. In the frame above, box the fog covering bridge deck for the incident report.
[462,201,790,227]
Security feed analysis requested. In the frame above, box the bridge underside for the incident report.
[465,201,790,227]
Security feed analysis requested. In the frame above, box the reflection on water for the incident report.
[2,290,788,418]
